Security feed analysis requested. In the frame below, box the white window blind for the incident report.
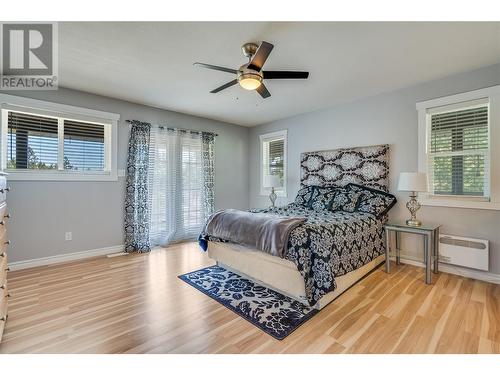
[4,109,110,175]
[7,111,59,170]
[180,135,204,240]
[428,104,489,198]
[148,128,205,246]
[149,128,175,245]
[64,119,105,171]
[261,130,287,195]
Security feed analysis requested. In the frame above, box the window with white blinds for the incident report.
[148,128,206,246]
[3,109,111,177]
[64,119,105,171]
[428,103,489,198]
[7,111,59,170]
[260,130,287,195]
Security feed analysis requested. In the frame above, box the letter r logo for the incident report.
[2,23,53,76]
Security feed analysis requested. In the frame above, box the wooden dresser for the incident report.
[0,172,10,343]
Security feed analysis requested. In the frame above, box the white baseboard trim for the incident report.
[8,245,125,271]
[391,256,500,285]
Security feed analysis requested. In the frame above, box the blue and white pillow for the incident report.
[293,186,316,207]
[310,187,339,211]
[346,183,397,216]
[330,188,364,212]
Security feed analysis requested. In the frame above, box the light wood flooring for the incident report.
[0,242,499,354]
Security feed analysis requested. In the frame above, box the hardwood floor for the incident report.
[0,242,499,354]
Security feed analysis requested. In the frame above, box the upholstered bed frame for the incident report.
[208,144,390,310]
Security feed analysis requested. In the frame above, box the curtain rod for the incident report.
[126,120,218,137]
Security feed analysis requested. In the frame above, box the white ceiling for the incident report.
[59,22,500,126]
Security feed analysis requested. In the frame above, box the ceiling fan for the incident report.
[194,41,309,99]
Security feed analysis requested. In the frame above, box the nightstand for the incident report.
[384,222,441,284]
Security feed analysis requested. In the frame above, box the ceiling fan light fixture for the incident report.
[195,41,309,98]
[238,72,262,90]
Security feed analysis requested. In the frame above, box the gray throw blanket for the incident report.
[204,209,306,258]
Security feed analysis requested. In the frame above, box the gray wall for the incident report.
[5,64,500,273]
[4,88,249,262]
[249,63,500,275]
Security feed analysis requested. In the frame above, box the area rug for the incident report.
[178,265,318,340]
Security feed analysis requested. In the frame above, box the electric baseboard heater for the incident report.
[439,234,489,271]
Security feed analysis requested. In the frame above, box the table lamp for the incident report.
[397,172,428,227]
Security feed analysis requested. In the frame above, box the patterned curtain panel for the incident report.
[201,132,215,221]
[124,121,152,253]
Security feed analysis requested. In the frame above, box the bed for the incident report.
[202,144,394,310]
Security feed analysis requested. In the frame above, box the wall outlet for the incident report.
[65,232,72,241]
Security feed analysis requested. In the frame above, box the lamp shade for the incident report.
[397,172,428,192]
[263,175,281,188]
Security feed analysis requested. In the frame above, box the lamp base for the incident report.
[269,188,277,208]
[406,219,422,227]
[405,191,422,227]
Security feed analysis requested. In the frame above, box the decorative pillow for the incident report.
[310,187,339,211]
[293,186,316,207]
[346,183,397,216]
[330,188,364,212]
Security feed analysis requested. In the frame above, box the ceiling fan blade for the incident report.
[256,83,271,99]
[210,79,238,93]
[263,71,309,79]
[247,41,274,71]
[194,62,237,74]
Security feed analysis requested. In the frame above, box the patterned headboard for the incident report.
[300,144,390,192]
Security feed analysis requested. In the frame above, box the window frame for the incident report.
[417,85,500,210]
[259,129,287,197]
[0,93,119,181]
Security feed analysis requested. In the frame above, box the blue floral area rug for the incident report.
[178,265,318,340]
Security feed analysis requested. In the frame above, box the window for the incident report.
[148,128,213,246]
[7,111,59,170]
[417,85,500,210]
[260,129,287,196]
[0,94,119,181]
[64,119,106,171]
[428,103,489,198]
